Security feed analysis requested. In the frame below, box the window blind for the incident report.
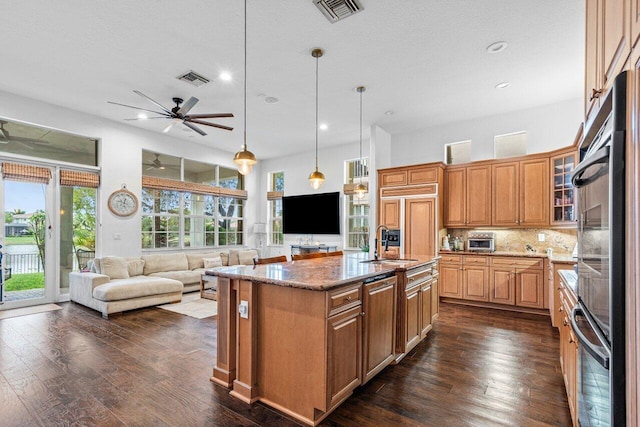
[2,162,51,184]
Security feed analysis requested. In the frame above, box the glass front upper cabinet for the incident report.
[551,150,577,225]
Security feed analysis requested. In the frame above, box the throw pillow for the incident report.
[203,257,223,269]
[238,250,259,266]
[101,256,129,279]
[228,249,240,266]
[127,259,145,277]
[220,252,230,266]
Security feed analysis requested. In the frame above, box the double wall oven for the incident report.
[571,71,626,427]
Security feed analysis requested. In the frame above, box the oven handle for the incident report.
[571,305,610,369]
[572,145,609,187]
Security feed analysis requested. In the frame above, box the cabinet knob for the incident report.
[559,306,563,312]
[345,296,352,301]
[563,319,568,326]
[569,336,575,344]
[361,311,365,317]
[589,88,602,101]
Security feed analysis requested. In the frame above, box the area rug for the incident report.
[0,303,62,320]
[158,293,218,319]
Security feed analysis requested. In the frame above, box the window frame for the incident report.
[267,171,284,246]
[343,158,369,251]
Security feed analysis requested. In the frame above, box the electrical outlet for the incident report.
[538,233,545,242]
[239,300,249,319]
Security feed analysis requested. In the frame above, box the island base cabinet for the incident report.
[327,306,363,408]
[362,277,397,384]
[404,284,421,352]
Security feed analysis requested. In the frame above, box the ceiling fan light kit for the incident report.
[233,0,257,176]
[308,47,326,189]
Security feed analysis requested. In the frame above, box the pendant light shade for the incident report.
[309,48,325,189]
[354,85,367,199]
[233,0,257,175]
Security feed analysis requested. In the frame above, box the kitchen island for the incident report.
[203,252,438,426]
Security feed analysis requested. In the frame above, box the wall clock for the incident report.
[108,187,138,217]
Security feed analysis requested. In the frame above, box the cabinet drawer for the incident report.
[327,284,362,316]
[463,256,489,266]
[440,254,462,264]
[406,268,432,289]
[490,257,543,269]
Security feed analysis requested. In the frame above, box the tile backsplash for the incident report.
[446,228,577,254]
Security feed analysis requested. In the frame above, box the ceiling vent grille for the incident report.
[176,70,210,87]
[314,0,362,23]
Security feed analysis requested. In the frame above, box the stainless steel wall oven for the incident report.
[571,71,626,427]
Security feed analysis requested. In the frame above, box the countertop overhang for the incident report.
[204,252,436,291]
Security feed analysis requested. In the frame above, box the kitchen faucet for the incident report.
[374,225,389,260]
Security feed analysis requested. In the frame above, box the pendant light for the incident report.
[308,48,325,190]
[354,86,367,199]
[233,0,257,175]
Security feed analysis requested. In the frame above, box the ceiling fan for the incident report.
[144,153,179,171]
[108,90,234,136]
[0,121,49,150]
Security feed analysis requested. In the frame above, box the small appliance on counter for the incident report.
[467,232,495,252]
[441,235,451,251]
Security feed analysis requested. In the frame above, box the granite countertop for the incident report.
[439,250,577,262]
[558,269,578,295]
[204,252,437,291]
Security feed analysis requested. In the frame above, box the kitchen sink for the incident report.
[360,258,418,264]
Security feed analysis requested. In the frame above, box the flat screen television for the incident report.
[282,192,340,235]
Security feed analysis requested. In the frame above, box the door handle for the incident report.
[570,305,610,369]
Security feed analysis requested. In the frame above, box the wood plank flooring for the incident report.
[0,300,571,426]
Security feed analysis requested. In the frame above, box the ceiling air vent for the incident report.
[176,70,210,87]
[314,0,362,23]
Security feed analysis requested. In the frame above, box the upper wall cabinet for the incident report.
[444,165,492,228]
[378,163,442,189]
[550,150,578,225]
[585,0,630,123]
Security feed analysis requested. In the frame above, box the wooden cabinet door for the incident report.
[601,0,629,90]
[362,277,396,385]
[466,165,492,226]
[444,168,466,227]
[431,277,439,322]
[519,158,550,226]
[405,198,435,257]
[327,306,362,408]
[515,269,544,309]
[404,284,421,352]
[440,264,462,298]
[633,0,640,51]
[585,0,601,119]
[408,166,438,185]
[379,199,401,229]
[489,267,515,305]
[492,162,519,226]
[420,282,432,339]
[462,266,489,302]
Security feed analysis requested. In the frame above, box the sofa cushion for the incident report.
[203,257,223,268]
[93,276,182,302]
[228,249,240,266]
[148,270,202,285]
[220,252,230,266]
[127,259,145,277]
[185,252,222,270]
[141,253,188,275]
[238,250,259,266]
[101,256,129,279]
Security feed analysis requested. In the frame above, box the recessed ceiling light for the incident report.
[319,123,328,130]
[384,111,394,116]
[219,72,232,81]
[495,82,511,89]
[137,113,148,119]
[486,41,508,54]
[264,96,279,104]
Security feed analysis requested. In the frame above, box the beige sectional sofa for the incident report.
[69,249,258,319]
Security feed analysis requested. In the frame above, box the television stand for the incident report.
[290,244,338,256]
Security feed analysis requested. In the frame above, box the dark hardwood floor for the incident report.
[0,300,571,426]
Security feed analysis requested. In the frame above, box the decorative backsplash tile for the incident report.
[446,228,577,254]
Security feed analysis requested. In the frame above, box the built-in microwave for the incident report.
[467,232,495,252]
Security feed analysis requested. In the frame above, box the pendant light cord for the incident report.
[243,0,247,151]
[359,88,363,184]
[315,53,319,171]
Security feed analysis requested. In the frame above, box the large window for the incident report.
[344,159,369,250]
[267,171,284,245]
[141,150,246,249]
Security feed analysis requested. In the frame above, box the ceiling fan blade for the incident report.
[178,97,199,116]
[14,141,35,150]
[124,116,169,121]
[184,113,234,119]
[182,121,207,136]
[133,90,172,114]
[0,127,8,139]
[162,122,176,133]
[188,119,233,131]
[108,101,169,117]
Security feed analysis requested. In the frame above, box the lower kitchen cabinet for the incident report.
[439,254,463,298]
[558,273,578,426]
[489,267,516,305]
[490,257,545,309]
[462,256,489,302]
[395,260,438,362]
[327,305,362,408]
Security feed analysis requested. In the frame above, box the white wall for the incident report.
[0,90,259,258]
[390,98,583,166]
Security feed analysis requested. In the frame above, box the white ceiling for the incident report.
[0,1,585,160]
